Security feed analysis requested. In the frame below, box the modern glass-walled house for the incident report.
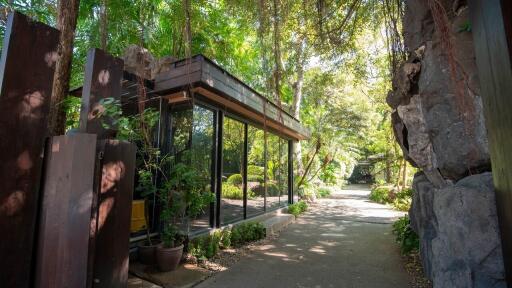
[103,55,311,236]
[146,55,310,234]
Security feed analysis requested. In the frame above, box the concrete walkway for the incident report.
[195,185,410,288]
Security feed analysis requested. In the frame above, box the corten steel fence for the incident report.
[0,12,136,288]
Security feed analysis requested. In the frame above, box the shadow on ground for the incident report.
[194,185,410,288]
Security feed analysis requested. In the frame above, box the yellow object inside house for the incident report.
[131,200,146,233]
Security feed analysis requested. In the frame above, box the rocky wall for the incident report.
[388,1,506,287]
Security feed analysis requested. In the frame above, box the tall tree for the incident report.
[48,0,80,135]
[99,0,108,50]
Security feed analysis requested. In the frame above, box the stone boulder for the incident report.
[122,45,178,80]
[390,1,490,183]
[122,45,155,79]
[410,172,506,287]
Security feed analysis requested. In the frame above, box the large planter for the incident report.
[156,244,184,272]
[138,241,161,265]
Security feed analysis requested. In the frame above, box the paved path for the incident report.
[195,185,410,288]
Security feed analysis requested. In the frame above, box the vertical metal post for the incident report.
[288,140,294,204]
[243,123,248,219]
[209,110,217,228]
[215,111,224,227]
[0,12,59,288]
[470,0,512,285]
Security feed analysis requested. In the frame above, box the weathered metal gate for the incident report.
[0,12,136,288]
[470,0,512,286]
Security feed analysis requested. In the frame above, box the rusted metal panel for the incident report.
[0,12,59,288]
[79,48,124,139]
[92,140,136,288]
[35,134,97,288]
[470,0,512,285]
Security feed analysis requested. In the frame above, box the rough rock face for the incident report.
[122,45,177,80]
[411,172,506,287]
[389,1,507,287]
[389,1,489,183]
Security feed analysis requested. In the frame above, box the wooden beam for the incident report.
[0,12,60,288]
[35,134,97,288]
[79,48,124,140]
[92,140,136,288]
[469,0,512,285]
[193,87,305,141]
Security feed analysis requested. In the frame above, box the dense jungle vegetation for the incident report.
[0,0,414,195]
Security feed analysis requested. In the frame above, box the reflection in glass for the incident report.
[247,126,265,216]
[279,138,289,206]
[169,105,215,232]
[221,117,245,224]
[266,134,281,210]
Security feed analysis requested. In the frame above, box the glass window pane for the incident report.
[168,105,215,233]
[280,138,289,206]
[222,117,245,224]
[247,126,265,216]
[266,133,280,210]
[189,106,215,231]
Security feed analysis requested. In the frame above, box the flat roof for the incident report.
[153,55,311,140]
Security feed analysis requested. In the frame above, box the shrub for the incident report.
[369,186,392,204]
[393,197,412,211]
[189,229,232,260]
[250,182,280,197]
[287,201,308,217]
[222,183,243,200]
[392,215,419,254]
[220,229,231,249]
[317,187,332,198]
[227,174,243,186]
[231,222,266,247]
[189,235,217,260]
[247,165,264,176]
[247,174,264,183]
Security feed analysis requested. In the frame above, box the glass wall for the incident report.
[163,101,294,231]
[168,105,215,232]
[247,126,265,216]
[266,133,281,210]
[279,138,289,206]
[221,117,245,224]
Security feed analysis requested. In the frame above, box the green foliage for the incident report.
[317,187,332,198]
[393,187,413,211]
[249,182,280,197]
[190,223,264,259]
[247,165,264,177]
[369,186,392,204]
[220,229,231,249]
[222,183,243,200]
[392,216,420,254]
[287,201,308,217]
[230,222,266,247]
[227,174,243,186]
[369,185,413,211]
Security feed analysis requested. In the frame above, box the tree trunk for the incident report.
[395,158,403,190]
[272,0,282,104]
[48,0,80,135]
[99,0,108,50]
[385,150,392,183]
[401,160,408,188]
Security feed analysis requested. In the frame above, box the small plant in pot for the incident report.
[155,158,215,271]
[155,168,184,272]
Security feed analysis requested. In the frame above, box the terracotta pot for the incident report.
[138,241,161,265]
[156,244,184,272]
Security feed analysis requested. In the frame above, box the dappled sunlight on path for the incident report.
[195,185,411,288]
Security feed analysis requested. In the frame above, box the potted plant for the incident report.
[155,158,215,271]
[155,175,183,272]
